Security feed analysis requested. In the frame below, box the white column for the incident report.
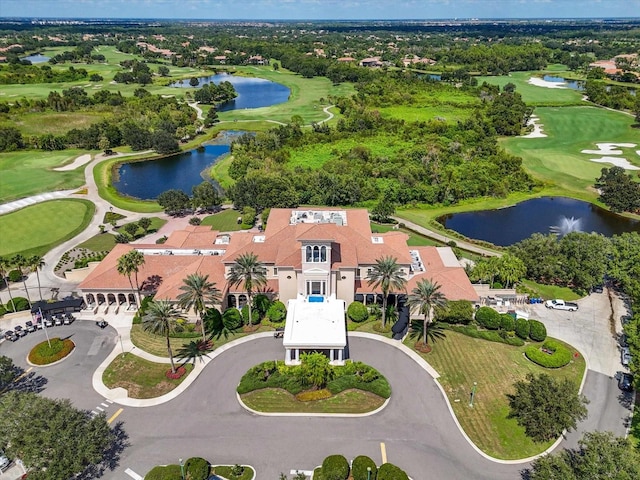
[286,349,292,363]
[338,349,343,361]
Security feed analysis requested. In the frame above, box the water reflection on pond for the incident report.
[438,197,640,246]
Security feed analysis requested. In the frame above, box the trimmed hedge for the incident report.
[321,455,350,480]
[525,339,572,368]
[445,324,525,347]
[515,318,530,339]
[352,456,378,480]
[184,457,209,480]
[348,301,369,323]
[5,296,30,312]
[529,319,547,342]
[8,269,22,282]
[266,300,287,323]
[434,300,474,324]
[475,306,501,330]
[377,463,409,480]
[223,308,243,330]
[144,465,182,480]
[500,313,515,332]
[28,338,75,365]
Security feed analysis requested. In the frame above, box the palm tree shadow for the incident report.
[10,371,48,394]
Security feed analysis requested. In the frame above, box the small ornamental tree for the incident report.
[347,301,369,322]
[185,457,210,480]
[507,373,588,442]
[352,456,378,480]
[529,319,547,342]
[377,463,409,480]
[500,313,515,332]
[475,306,501,330]
[267,301,287,323]
[515,318,530,339]
[321,454,350,480]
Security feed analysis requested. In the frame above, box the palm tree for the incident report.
[407,279,447,346]
[11,254,31,307]
[117,252,136,306]
[227,252,267,327]
[28,255,46,302]
[142,300,184,374]
[0,257,16,312]
[177,273,222,341]
[176,339,213,365]
[408,319,446,345]
[366,256,407,328]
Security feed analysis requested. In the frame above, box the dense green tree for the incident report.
[143,300,185,373]
[298,352,334,389]
[138,217,152,234]
[10,254,31,307]
[157,189,190,215]
[559,232,610,291]
[151,130,179,154]
[227,252,267,327]
[0,391,115,480]
[595,166,640,213]
[191,181,221,211]
[367,256,407,328]
[177,273,222,341]
[528,431,640,480]
[507,373,588,442]
[509,233,563,283]
[124,222,139,238]
[610,232,640,303]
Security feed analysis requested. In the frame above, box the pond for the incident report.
[542,75,584,91]
[21,54,50,64]
[170,72,290,111]
[113,131,244,200]
[438,197,640,246]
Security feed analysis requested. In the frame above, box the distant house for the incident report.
[359,57,383,68]
[337,57,356,63]
[248,55,269,65]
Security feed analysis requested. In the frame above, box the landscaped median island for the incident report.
[102,353,193,399]
[145,457,254,480]
[28,337,75,365]
[237,354,391,414]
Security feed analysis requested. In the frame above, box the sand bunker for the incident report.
[522,115,547,138]
[54,153,92,171]
[527,77,567,89]
[582,143,637,156]
[589,156,640,171]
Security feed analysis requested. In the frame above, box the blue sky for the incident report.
[1,0,639,20]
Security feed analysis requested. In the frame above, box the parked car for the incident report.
[621,347,632,367]
[96,320,109,329]
[592,284,604,294]
[621,315,632,325]
[620,334,629,348]
[618,372,634,392]
[4,331,18,342]
[14,326,27,337]
[25,321,36,333]
[0,450,10,470]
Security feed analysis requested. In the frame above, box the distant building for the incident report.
[359,57,383,68]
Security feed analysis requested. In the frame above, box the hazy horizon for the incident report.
[2,0,640,21]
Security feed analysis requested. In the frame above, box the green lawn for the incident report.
[0,199,95,257]
[379,103,475,123]
[240,388,386,414]
[370,222,441,247]
[519,279,582,302]
[476,71,584,105]
[102,352,194,399]
[413,331,586,459]
[502,105,639,196]
[210,465,255,480]
[201,208,245,231]
[76,233,117,252]
[0,149,87,202]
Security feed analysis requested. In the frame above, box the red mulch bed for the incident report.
[414,341,432,353]
[165,366,187,379]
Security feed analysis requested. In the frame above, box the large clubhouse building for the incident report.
[79,208,478,364]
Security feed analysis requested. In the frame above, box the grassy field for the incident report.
[0,149,87,202]
[502,105,639,195]
[519,279,582,301]
[102,352,194,399]
[476,71,584,105]
[378,87,479,123]
[370,222,442,247]
[240,388,386,413]
[201,208,244,231]
[76,232,116,252]
[0,199,95,257]
[414,331,586,459]
[9,111,110,136]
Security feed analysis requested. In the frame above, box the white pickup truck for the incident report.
[545,299,579,311]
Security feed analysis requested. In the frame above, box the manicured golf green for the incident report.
[0,199,95,257]
[0,150,87,202]
[502,105,639,195]
[476,71,584,105]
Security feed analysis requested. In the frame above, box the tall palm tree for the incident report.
[227,252,267,327]
[142,300,184,374]
[366,256,407,327]
[28,255,46,302]
[177,273,222,341]
[11,254,31,307]
[127,250,146,297]
[116,252,136,306]
[407,279,447,345]
[0,257,16,312]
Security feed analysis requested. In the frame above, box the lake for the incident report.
[438,197,640,246]
[170,72,290,110]
[113,131,244,200]
[21,54,50,63]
